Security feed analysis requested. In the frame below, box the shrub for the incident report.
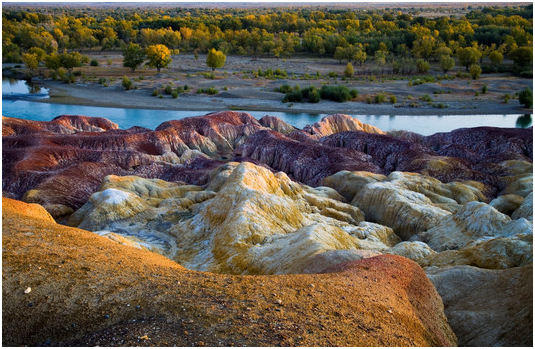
[320,85,352,102]
[302,86,321,103]
[503,93,511,104]
[197,86,219,95]
[308,87,321,103]
[164,84,173,95]
[390,95,397,104]
[328,71,338,78]
[283,90,303,103]
[420,94,432,102]
[519,88,533,108]
[374,93,386,104]
[275,83,293,94]
[152,89,159,96]
[171,90,179,98]
[203,72,215,79]
[107,59,113,65]
[90,59,99,66]
[274,68,287,78]
[469,64,482,79]
[122,76,133,90]
[350,89,359,98]
[183,85,189,90]
[366,96,373,104]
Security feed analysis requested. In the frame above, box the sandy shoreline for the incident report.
[28,78,531,116]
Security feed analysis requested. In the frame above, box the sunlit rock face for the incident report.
[325,170,488,240]
[427,264,533,347]
[2,114,119,135]
[259,115,296,134]
[302,114,385,139]
[68,162,407,275]
[414,201,531,251]
[154,111,265,157]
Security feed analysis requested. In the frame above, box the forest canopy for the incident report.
[3,4,532,71]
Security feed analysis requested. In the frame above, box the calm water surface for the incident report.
[2,78,532,135]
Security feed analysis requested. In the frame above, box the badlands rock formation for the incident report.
[302,113,385,138]
[427,264,532,346]
[2,198,457,347]
[2,111,533,347]
[68,162,404,275]
[3,112,532,216]
[2,114,119,136]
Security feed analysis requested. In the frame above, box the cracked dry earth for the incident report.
[2,198,456,347]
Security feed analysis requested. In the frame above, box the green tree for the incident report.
[416,59,430,74]
[145,44,172,73]
[519,88,533,108]
[457,47,482,71]
[334,46,346,63]
[28,47,47,62]
[344,62,354,77]
[122,43,145,72]
[206,48,226,72]
[469,64,482,79]
[352,48,367,66]
[374,50,387,67]
[439,55,455,73]
[434,46,452,60]
[59,50,83,71]
[21,53,39,72]
[508,46,533,68]
[44,53,61,70]
[412,35,435,60]
[489,50,503,66]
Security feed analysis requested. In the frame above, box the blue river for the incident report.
[2,78,532,135]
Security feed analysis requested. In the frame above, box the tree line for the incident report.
[3,4,533,73]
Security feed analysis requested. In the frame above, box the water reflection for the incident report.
[4,77,20,85]
[2,77,48,99]
[516,114,533,128]
[28,84,42,94]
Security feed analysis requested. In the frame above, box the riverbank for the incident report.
[33,78,531,116]
[4,52,532,116]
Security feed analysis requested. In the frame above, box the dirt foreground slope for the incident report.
[2,198,456,346]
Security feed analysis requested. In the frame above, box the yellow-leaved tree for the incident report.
[206,48,226,72]
[146,44,172,73]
